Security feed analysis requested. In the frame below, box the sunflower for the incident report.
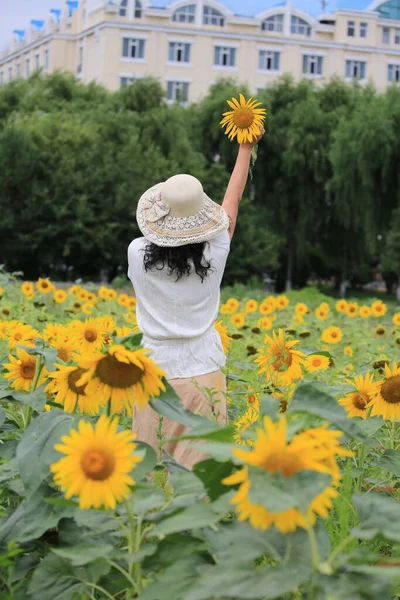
[359,305,372,318]
[371,300,387,317]
[345,364,354,372]
[51,339,76,363]
[124,312,141,334]
[375,326,386,337]
[215,320,231,354]
[315,307,329,320]
[68,285,82,296]
[305,354,330,373]
[126,297,137,310]
[245,299,258,313]
[82,303,94,315]
[98,286,109,299]
[231,313,246,328]
[335,299,348,313]
[0,285,3,297]
[346,302,358,318]
[233,406,259,446]
[77,345,166,414]
[223,417,349,533]
[370,363,400,421]
[4,348,48,392]
[220,303,234,315]
[220,94,266,144]
[7,322,40,349]
[276,295,289,310]
[1,307,11,318]
[53,289,67,304]
[344,345,353,357]
[294,315,304,325]
[42,323,69,344]
[68,318,107,354]
[295,303,309,315]
[255,329,305,386]
[115,325,134,338]
[106,289,118,301]
[21,282,34,297]
[393,313,400,327]
[321,326,343,344]
[117,293,130,307]
[258,317,273,330]
[226,298,240,312]
[36,278,55,294]
[95,315,116,333]
[338,373,380,419]
[46,364,104,414]
[77,290,89,302]
[0,320,10,339]
[50,415,142,509]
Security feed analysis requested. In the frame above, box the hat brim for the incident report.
[136,182,229,247]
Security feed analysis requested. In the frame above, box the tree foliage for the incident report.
[0,72,399,288]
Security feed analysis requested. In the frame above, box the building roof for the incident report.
[151,0,374,17]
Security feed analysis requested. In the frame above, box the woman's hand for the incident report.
[240,126,265,149]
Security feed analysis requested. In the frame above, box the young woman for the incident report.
[127,130,263,468]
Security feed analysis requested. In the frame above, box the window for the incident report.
[172,5,196,23]
[345,60,366,79]
[120,76,134,88]
[135,0,142,18]
[258,50,280,71]
[8,67,12,81]
[302,55,323,75]
[214,46,236,67]
[168,42,191,63]
[347,20,355,37]
[261,14,283,32]
[16,62,21,77]
[203,6,224,26]
[360,22,368,38]
[77,46,84,73]
[377,0,400,20]
[167,81,189,103]
[0,72,3,86]
[119,0,127,16]
[44,49,49,70]
[122,38,146,59]
[382,27,390,43]
[35,53,40,69]
[26,59,30,78]
[396,29,400,43]
[291,16,311,36]
[388,64,400,81]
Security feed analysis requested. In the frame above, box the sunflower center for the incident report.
[381,376,400,405]
[20,362,35,379]
[312,358,322,367]
[2,309,10,316]
[233,108,254,129]
[262,450,302,476]
[96,353,143,389]
[42,282,48,289]
[352,393,369,410]
[376,328,385,335]
[67,368,88,395]
[84,329,98,343]
[57,347,70,362]
[80,448,115,481]
[14,333,22,341]
[271,348,293,372]
[331,332,338,338]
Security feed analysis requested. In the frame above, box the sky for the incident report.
[0,0,61,49]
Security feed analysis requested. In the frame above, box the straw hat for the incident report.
[136,174,229,247]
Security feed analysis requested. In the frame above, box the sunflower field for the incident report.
[0,270,400,600]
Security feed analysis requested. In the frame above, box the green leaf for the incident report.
[247,467,332,514]
[372,449,400,478]
[52,543,115,566]
[0,406,5,427]
[16,410,78,495]
[193,458,235,500]
[130,487,166,517]
[352,492,400,542]
[9,386,48,412]
[0,485,77,544]
[28,553,110,600]
[288,382,367,441]
[133,441,157,482]
[117,332,143,348]
[143,534,205,571]
[140,556,209,600]
[188,441,240,464]
[151,503,220,536]
[314,571,393,600]
[354,417,385,437]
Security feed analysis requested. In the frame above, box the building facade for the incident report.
[0,0,400,102]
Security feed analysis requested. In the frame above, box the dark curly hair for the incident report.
[142,242,213,282]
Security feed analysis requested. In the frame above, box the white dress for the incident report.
[127,230,230,379]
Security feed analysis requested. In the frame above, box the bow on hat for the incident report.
[142,193,171,223]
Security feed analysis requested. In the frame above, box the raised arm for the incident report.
[222,129,264,240]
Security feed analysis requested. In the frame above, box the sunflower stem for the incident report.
[356,442,366,493]
[306,522,321,572]
[32,353,43,391]
[389,421,397,450]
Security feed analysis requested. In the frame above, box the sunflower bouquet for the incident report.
[220,93,266,177]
